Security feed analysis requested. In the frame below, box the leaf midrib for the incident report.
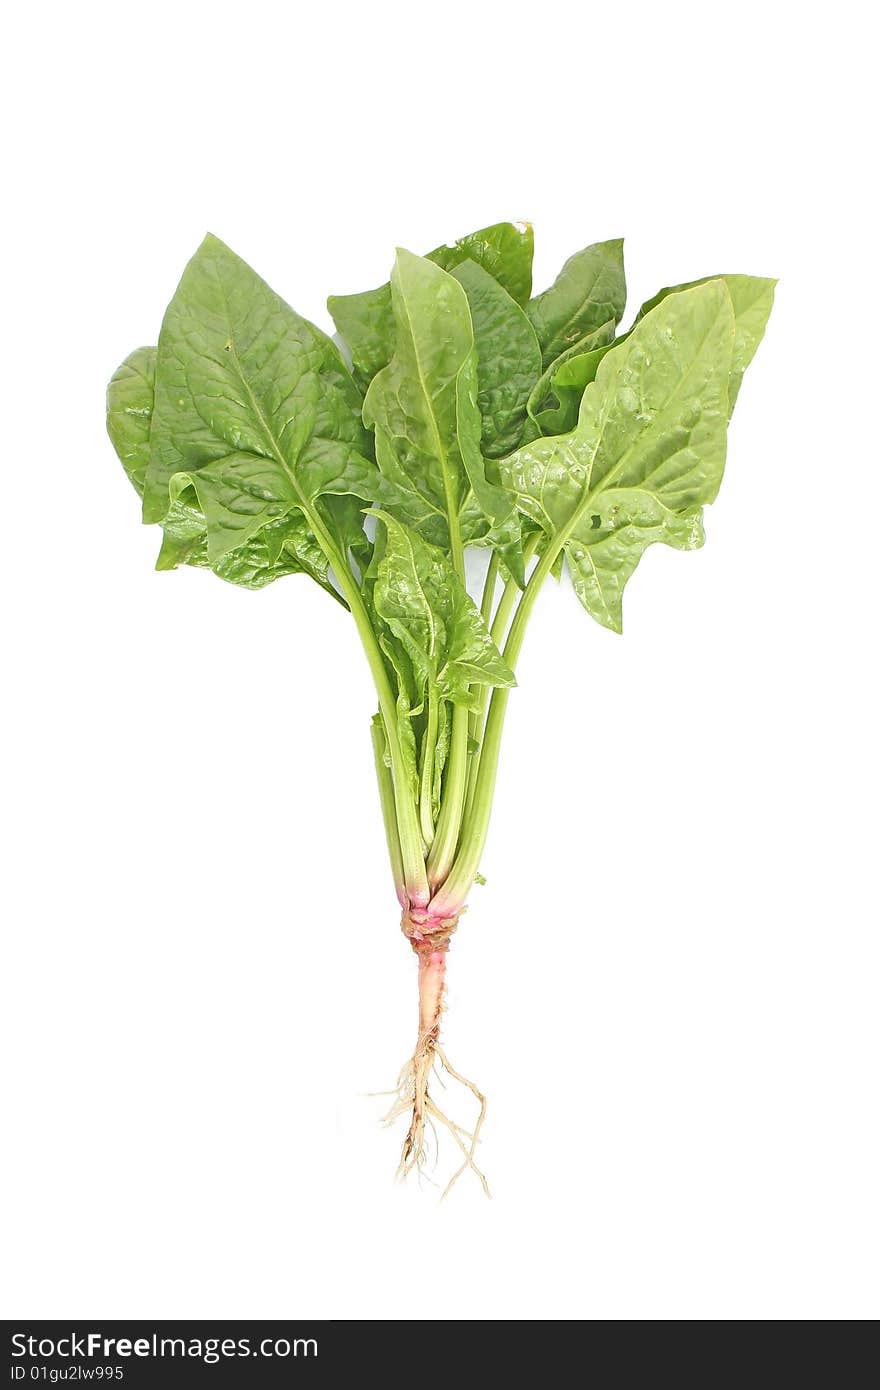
[396,273,464,570]
[211,268,314,520]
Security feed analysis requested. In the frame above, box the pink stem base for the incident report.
[417,948,447,1043]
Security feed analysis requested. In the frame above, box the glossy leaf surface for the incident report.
[370,512,515,706]
[526,239,626,367]
[106,346,157,497]
[328,221,534,387]
[362,250,512,548]
[451,258,541,459]
[501,281,735,631]
[144,234,372,561]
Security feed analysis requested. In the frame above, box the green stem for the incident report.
[493,531,542,646]
[463,533,541,826]
[467,552,501,780]
[222,333,426,902]
[305,501,429,906]
[426,702,468,890]
[223,337,425,902]
[449,518,465,579]
[371,715,406,907]
[431,537,558,914]
[480,552,500,626]
[419,686,439,846]
[418,501,470,889]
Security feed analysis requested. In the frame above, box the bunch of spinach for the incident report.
[107,224,774,1193]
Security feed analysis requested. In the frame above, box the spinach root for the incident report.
[387,939,490,1200]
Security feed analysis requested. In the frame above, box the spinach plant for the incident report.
[107,225,774,1194]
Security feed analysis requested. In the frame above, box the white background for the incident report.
[2,0,877,1321]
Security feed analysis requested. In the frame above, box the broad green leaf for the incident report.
[564,492,705,627]
[527,239,626,367]
[450,258,542,459]
[524,319,617,437]
[327,283,390,392]
[155,489,342,598]
[211,517,331,592]
[500,281,735,631]
[362,250,513,547]
[368,428,450,546]
[106,341,346,597]
[532,273,776,439]
[363,250,472,531]
[634,274,776,410]
[545,337,618,430]
[106,346,156,496]
[163,452,301,558]
[328,221,534,388]
[369,511,515,708]
[144,234,374,561]
[430,221,534,306]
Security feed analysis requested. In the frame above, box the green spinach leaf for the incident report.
[430,221,534,306]
[107,332,349,597]
[106,346,157,496]
[530,272,776,438]
[526,239,626,367]
[328,221,534,388]
[362,250,513,553]
[500,281,735,631]
[634,274,776,410]
[450,258,542,460]
[370,511,516,707]
[524,319,617,437]
[144,234,374,562]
